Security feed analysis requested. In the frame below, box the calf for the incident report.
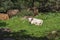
[28,17,43,26]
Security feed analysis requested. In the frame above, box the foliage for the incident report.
[0,0,60,12]
[17,9,34,16]
[0,0,14,12]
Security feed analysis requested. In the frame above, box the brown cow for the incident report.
[7,9,19,17]
[0,13,9,20]
[33,7,38,16]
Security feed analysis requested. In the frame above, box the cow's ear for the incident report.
[31,18,33,21]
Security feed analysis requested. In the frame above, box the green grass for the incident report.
[1,12,60,37]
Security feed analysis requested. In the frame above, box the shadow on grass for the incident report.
[0,28,49,40]
[0,21,8,27]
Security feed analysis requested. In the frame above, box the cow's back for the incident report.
[0,13,9,20]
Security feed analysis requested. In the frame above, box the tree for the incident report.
[0,0,14,12]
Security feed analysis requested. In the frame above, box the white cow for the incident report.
[28,17,43,26]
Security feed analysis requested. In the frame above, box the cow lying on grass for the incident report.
[28,17,43,26]
[0,13,9,20]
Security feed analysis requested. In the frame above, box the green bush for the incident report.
[17,9,34,16]
[0,7,6,12]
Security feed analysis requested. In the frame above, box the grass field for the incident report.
[0,12,60,40]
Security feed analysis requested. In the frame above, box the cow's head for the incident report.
[28,17,33,22]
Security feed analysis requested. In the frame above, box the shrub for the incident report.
[17,9,34,17]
